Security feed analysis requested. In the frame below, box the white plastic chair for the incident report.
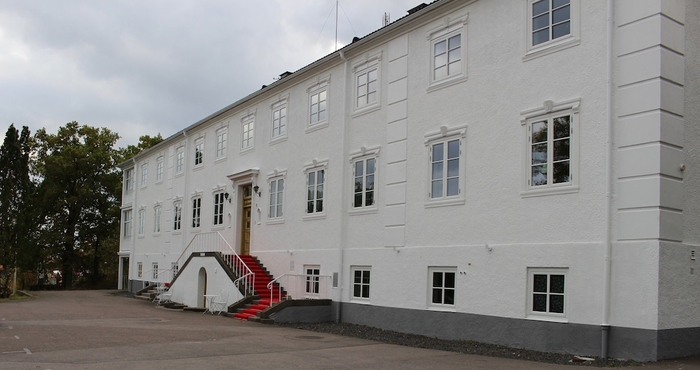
[210,289,229,315]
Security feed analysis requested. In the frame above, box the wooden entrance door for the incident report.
[241,185,252,255]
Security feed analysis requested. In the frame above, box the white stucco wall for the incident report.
[169,256,243,309]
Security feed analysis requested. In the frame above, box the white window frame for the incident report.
[137,262,143,278]
[240,111,256,153]
[427,14,468,91]
[351,266,371,301]
[352,52,381,115]
[122,209,133,238]
[216,128,227,159]
[303,160,328,220]
[424,125,467,208]
[173,201,182,232]
[213,192,225,227]
[194,138,204,167]
[527,267,568,322]
[524,0,580,61]
[152,262,159,280]
[153,204,161,234]
[270,95,289,143]
[191,196,202,229]
[140,163,148,188]
[171,262,179,280]
[428,267,456,310]
[176,147,185,174]
[349,146,380,215]
[520,99,579,198]
[267,171,286,224]
[156,157,164,183]
[304,265,321,297]
[137,208,145,236]
[306,75,330,132]
[124,168,134,194]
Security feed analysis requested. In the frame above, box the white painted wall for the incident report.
[169,256,243,309]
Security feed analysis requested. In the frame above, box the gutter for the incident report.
[336,49,349,322]
[601,0,614,360]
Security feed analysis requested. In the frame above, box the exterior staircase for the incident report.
[231,255,286,320]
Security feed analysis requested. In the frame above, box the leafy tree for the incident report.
[33,122,122,289]
[118,134,163,162]
[0,124,34,297]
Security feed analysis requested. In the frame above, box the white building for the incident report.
[118,0,700,361]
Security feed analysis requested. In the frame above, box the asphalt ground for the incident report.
[1,290,699,370]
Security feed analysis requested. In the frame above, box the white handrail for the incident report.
[267,274,331,302]
[233,272,255,296]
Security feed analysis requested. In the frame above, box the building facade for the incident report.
[118,0,700,361]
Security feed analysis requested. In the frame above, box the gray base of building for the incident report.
[339,302,700,362]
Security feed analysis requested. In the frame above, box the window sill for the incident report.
[175,172,184,178]
[306,121,329,134]
[526,314,568,324]
[193,165,204,172]
[303,213,326,221]
[155,180,164,185]
[424,197,465,209]
[350,298,371,304]
[240,147,254,156]
[520,185,579,199]
[153,233,161,237]
[349,207,378,216]
[428,305,456,312]
[266,218,285,225]
[427,75,467,94]
[214,156,227,164]
[211,225,224,231]
[351,104,381,118]
[172,231,182,235]
[137,235,145,239]
[190,228,201,233]
[269,135,288,146]
[523,37,580,62]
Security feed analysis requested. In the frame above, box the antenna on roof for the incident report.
[382,12,390,27]
[335,0,339,51]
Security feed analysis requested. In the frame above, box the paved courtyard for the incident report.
[1,290,699,370]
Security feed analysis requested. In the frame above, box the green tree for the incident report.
[33,122,122,289]
[118,134,163,162]
[0,124,34,297]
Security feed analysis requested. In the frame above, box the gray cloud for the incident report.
[0,0,417,146]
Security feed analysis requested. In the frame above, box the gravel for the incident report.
[275,322,640,367]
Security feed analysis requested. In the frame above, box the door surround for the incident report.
[227,169,260,256]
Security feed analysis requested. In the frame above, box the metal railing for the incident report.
[267,274,332,303]
[172,231,254,296]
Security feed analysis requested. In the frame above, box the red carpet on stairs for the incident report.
[233,255,286,320]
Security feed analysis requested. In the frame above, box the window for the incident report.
[528,268,567,319]
[429,268,456,307]
[352,267,370,300]
[356,68,378,109]
[124,169,134,194]
[305,266,320,295]
[171,262,179,280]
[194,139,204,166]
[306,169,325,214]
[153,205,161,233]
[521,99,579,196]
[268,178,284,219]
[525,0,579,60]
[427,15,467,88]
[213,192,225,226]
[122,209,132,238]
[272,105,287,139]
[137,262,142,278]
[176,148,185,173]
[192,197,201,228]
[137,208,145,235]
[140,164,148,187]
[309,90,327,125]
[353,158,375,208]
[241,119,254,150]
[433,34,461,82]
[531,0,570,47]
[156,157,163,182]
[152,263,159,280]
[216,129,227,158]
[430,139,460,199]
[173,201,182,231]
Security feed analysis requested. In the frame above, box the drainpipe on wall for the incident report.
[601,0,614,360]
[336,49,350,322]
[181,131,189,271]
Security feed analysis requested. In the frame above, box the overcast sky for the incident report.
[0,0,418,147]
